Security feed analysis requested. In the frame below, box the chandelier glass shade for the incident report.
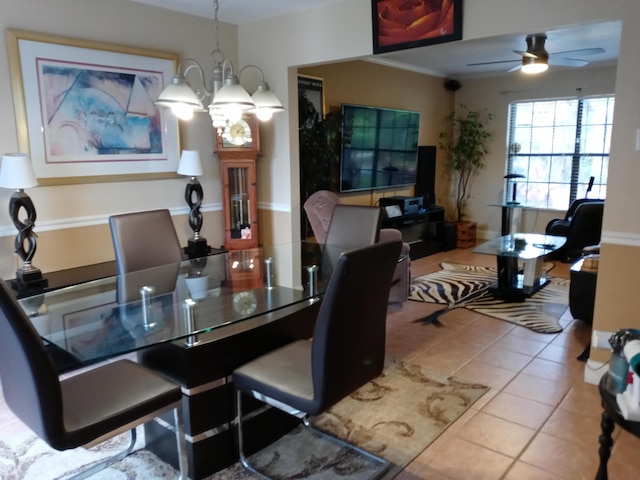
[154,0,284,129]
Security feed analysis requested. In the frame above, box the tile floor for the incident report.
[389,248,640,480]
[1,247,639,479]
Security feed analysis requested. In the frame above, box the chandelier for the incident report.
[155,0,284,132]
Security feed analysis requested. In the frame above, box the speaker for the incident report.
[416,146,436,206]
[444,79,461,91]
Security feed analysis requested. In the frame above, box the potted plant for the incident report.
[439,104,493,246]
[298,92,341,237]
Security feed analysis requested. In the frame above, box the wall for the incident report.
[0,0,235,277]
[454,65,617,238]
[239,0,640,366]
[1,0,639,367]
[299,60,453,211]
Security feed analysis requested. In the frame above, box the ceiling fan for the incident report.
[468,33,605,73]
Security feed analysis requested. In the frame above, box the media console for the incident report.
[381,205,447,259]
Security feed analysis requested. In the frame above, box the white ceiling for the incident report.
[129,0,621,79]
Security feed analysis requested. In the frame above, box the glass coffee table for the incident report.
[473,233,566,300]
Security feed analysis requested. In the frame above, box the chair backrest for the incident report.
[325,204,382,247]
[303,190,340,243]
[566,201,605,249]
[311,240,402,412]
[566,198,604,221]
[109,209,182,274]
[0,280,64,448]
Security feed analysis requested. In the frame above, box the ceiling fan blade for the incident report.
[513,49,537,58]
[548,57,590,67]
[550,47,605,57]
[507,64,522,72]
[467,58,520,67]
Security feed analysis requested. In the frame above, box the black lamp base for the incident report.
[184,237,211,259]
[12,267,48,293]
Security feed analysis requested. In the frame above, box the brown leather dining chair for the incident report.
[233,240,402,479]
[109,209,182,274]
[0,279,188,479]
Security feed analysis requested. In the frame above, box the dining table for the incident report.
[17,241,341,479]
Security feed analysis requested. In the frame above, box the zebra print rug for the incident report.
[409,262,569,333]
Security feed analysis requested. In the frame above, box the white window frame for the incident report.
[506,95,613,210]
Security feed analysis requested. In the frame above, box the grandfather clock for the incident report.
[215,114,260,250]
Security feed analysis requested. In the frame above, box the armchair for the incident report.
[303,190,411,303]
[546,200,604,263]
[545,198,604,237]
[0,279,188,479]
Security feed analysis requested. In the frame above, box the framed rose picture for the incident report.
[371,0,463,54]
[6,29,180,185]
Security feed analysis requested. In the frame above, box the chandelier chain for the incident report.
[213,0,220,53]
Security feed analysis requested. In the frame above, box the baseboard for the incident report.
[584,359,609,385]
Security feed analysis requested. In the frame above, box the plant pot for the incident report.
[456,221,477,248]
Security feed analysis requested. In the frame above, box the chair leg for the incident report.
[67,429,137,480]
[174,406,189,480]
[301,417,391,480]
[236,389,390,480]
[236,389,273,479]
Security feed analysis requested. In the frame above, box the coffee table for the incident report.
[473,233,566,300]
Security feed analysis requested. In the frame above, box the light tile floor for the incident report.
[389,248,640,480]
[1,247,639,479]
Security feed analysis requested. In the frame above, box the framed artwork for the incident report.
[371,0,463,54]
[5,29,180,185]
[297,74,325,126]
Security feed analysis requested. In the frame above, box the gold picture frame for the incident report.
[6,29,181,185]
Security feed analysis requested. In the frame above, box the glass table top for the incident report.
[20,242,344,367]
[473,233,566,260]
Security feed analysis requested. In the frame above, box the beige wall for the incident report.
[1,0,639,367]
[240,0,640,366]
[299,60,453,210]
[454,65,617,238]
[0,0,236,277]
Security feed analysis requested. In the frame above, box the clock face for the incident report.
[232,291,258,316]
[223,119,253,147]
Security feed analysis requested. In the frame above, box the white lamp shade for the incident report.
[155,77,205,112]
[251,82,285,121]
[177,150,204,177]
[211,75,255,112]
[0,153,38,189]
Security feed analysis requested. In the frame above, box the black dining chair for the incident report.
[109,209,182,274]
[0,279,188,479]
[233,240,402,479]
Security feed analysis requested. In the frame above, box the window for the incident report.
[506,96,613,210]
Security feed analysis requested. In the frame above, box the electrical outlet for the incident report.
[592,330,615,349]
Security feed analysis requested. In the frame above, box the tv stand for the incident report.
[381,206,446,259]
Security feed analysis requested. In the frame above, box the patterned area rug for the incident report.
[409,261,570,333]
[0,359,488,479]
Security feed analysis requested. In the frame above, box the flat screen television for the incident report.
[340,103,420,193]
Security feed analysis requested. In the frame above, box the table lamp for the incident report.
[177,150,210,257]
[0,153,48,291]
[504,173,526,204]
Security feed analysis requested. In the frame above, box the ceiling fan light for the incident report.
[521,56,549,74]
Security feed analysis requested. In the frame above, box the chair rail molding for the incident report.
[0,203,222,237]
